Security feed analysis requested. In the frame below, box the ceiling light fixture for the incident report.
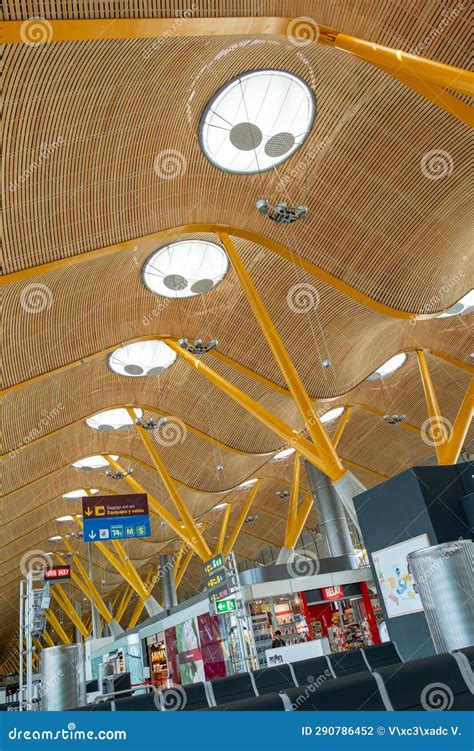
[108,340,176,378]
[105,467,132,480]
[143,240,228,299]
[200,70,316,174]
[135,416,168,430]
[383,414,406,425]
[178,338,218,356]
[256,198,308,225]
[276,489,290,499]
[367,353,407,380]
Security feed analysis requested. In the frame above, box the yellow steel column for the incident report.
[42,631,55,648]
[223,479,262,553]
[73,515,150,601]
[416,350,449,463]
[50,587,89,638]
[332,406,353,449]
[115,587,133,623]
[127,568,159,629]
[173,542,186,576]
[128,414,211,559]
[215,504,232,554]
[442,377,474,465]
[218,233,346,481]
[44,610,71,645]
[165,340,331,477]
[104,456,205,557]
[285,491,315,549]
[58,541,115,624]
[284,455,301,546]
[176,549,194,587]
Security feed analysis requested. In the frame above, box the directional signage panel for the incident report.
[203,553,225,576]
[83,512,151,542]
[82,493,148,519]
[215,598,237,613]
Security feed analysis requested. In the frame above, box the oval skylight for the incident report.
[199,70,316,173]
[108,340,177,377]
[63,489,100,498]
[143,240,228,298]
[321,407,344,424]
[436,289,473,318]
[72,455,118,470]
[367,353,407,381]
[271,447,296,463]
[238,478,258,489]
[56,514,82,522]
[86,408,143,432]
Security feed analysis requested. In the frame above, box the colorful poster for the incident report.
[197,613,227,680]
[371,534,429,618]
[175,619,205,684]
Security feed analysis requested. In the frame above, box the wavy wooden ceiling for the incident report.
[1,0,472,645]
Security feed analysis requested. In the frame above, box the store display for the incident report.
[146,633,168,689]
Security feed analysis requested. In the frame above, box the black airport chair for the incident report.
[252,665,297,695]
[285,672,389,711]
[327,649,369,677]
[290,656,334,687]
[73,700,114,711]
[376,653,474,711]
[161,682,209,711]
[363,642,403,671]
[453,645,474,671]
[209,672,257,706]
[114,691,160,711]
[207,693,287,711]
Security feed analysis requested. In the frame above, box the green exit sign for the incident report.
[215,598,237,613]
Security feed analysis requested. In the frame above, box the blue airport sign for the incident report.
[83,514,151,542]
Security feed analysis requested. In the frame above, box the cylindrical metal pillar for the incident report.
[408,540,474,653]
[304,462,357,568]
[87,544,101,639]
[160,555,177,609]
[41,644,86,710]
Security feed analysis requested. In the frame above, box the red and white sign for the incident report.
[321,585,344,601]
[44,566,71,581]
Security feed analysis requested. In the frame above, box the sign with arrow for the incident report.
[82,494,150,542]
[215,597,237,614]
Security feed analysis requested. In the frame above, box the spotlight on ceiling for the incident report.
[276,490,290,499]
[383,414,406,425]
[135,416,167,430]
[321,359,332,369]
[105,468,133,480]
[245,515,258,524]
[256,198,308,225]
[178,338,218,356]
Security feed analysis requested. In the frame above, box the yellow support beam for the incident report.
[127,567,159,629]
[173,542,186,577]
[218,232,346,482]
[59,539,115,624]
[176,549,194,588]
[44,610,71,645]
[50,586,89,638]
[104,456,205,558]
[416,349,449,463]
[165,339,331,478]
[285,491,315,549]
[129,414,211,560]
[215,503,232,554]
[332,406,353,449]
[223,479,262,553]
[285,455,301,547]
[441,377,474,465]
[73,515,150,602]
[115,587,133,623]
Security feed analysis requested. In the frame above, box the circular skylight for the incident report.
[63,489,100,498]
[199,70,316,173]
[108,340,177,377]
[321,407,344,424]
[72,455,118,470]
[367,353,407,381]
[271,447,296,463]
[86,408,143,432]
[143,240,228,299]
[436,289,473,318]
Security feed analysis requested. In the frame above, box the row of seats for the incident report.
[79,643,473,712]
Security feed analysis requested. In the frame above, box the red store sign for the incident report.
[321,585,344,600]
